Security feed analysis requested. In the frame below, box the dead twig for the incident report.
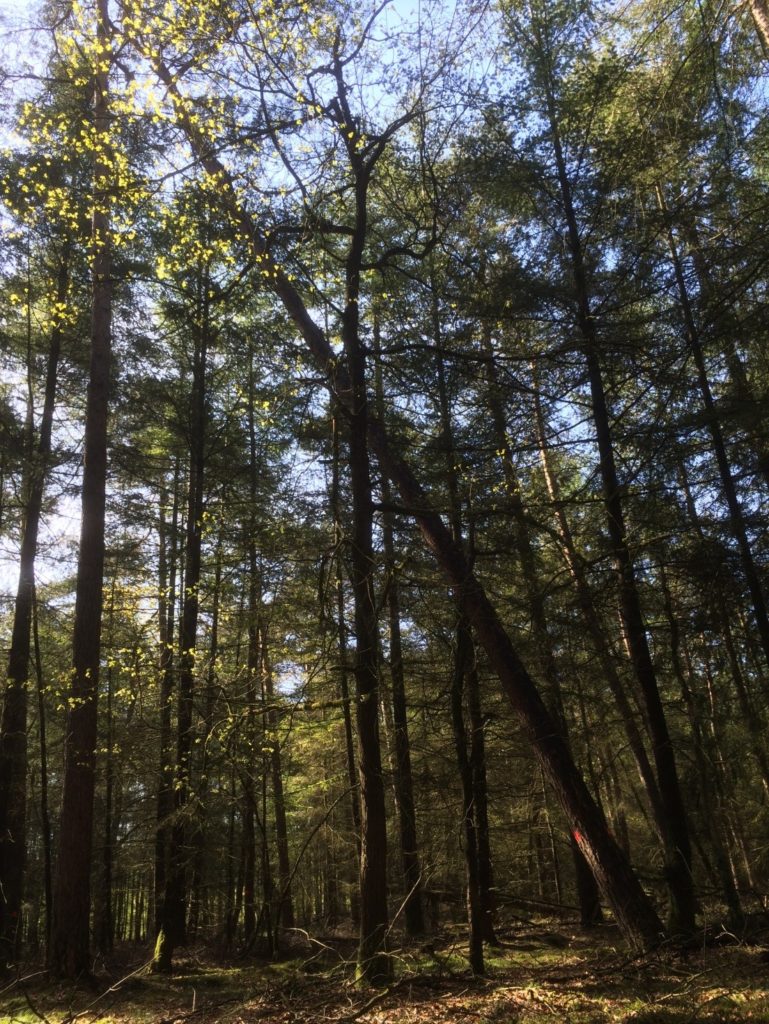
[152,996,240,1024]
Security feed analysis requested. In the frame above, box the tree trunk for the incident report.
[533,379,667,839]
[49,8,112,972]
[657,184,769,678]
[95,581,117,954]
[331,415,362,927]
[344,254,391,986]
[749,0,769,52]
[451,622,485,975]
[260,627,295,936]
[32,585,53,951]
[483,334,601,927]
[431,282,497,952]
[543,89,695,934]
[659,568,743,929]
[153,281,209,972]
[154,459,180,937]
[189,529,223,941]
[372,311,425,937]
[325,97,391,984]
[0,255,67,964]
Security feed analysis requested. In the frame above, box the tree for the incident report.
[49,0,115,975]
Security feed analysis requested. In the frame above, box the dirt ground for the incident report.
[3,920,769,1024]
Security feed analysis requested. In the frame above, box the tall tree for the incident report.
[49,0,114,975]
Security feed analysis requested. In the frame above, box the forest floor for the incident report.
[3,918,769,1024]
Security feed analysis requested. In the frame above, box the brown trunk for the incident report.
[153,280,209,972]
[95,582,117,954]
[432,283,496,953]
[49,9,112,972]
[260,626,295,933]
[320,66,391,984]
[483,333,601,927]
[679,219,769,491]
[533,380,667,839]
[749,0,769,52]
[242,793,256,947]
[189,531,223,940]
[32,586,53,949]
[465,654,499,942]
[331,416,362,927]
[542,84,694,933]
[344,223,391,986]
[657,184,769,679]
[659,568,743,929]
[0,256,67,963]
[244,349,294,936]
[373,312,425,937]
[154,459,180,936]
[451,622,485,975]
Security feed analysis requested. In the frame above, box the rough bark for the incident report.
[154,461,180,936]
[0,256,66,964]
[542,83,694,934]
[344,203,391,987]
[32,586,53,950]
[451,623,485,975]
[749,0,769,52]
[49,8,112,972]
[153,285,209,972]
[373,314,425,937]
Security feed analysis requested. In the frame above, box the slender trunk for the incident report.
[658,184,769,680]
[749,0,769,52]
[483,334,601,927]
[451,622,485,975]
[189,530,223,940]
[32,586,53,951]
[432,279,495,955]
[543,85,694,933]
[260,628,294,935]
[50,10,113,972]
[258,722,275,957]
[221,767,238,953]
[372,311,425,937]
[659,568,743,928]
[677,450,769,800]
[95,582,117,954]
[533,381,667,837]
[154,460,180,936]
[154,281,209,972]
[242,791,256,947]
[347,313,390,985]
[331,416,362,927]
[332,130,390,984]
[679,219,769,491]
[0,256,67,963]
[244,350,294,936]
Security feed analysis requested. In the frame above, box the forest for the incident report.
[2,0,769,1020]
